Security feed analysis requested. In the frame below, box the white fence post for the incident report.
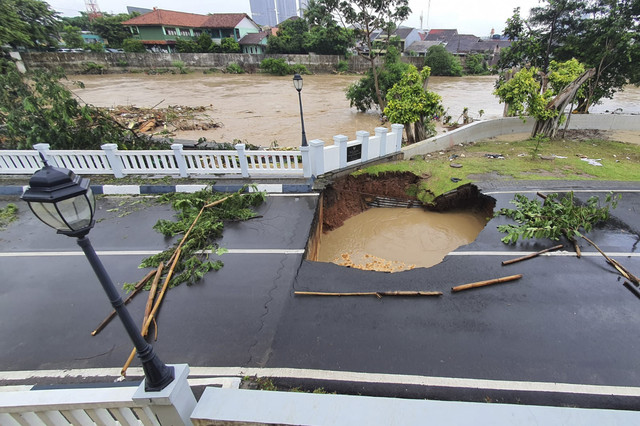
[133,364,196,426]
[234,143,250,178]
[101,143,124,178]
[375,127,388,157]
[300,145,311,178]
[171,144,189,177]
[334,135,348,169]
[356,130,370,162]
[391,123,404,151]
[309,139,325,177]
[33,143,57,167]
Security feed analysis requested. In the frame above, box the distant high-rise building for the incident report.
[250,0,277,27]
[298,0,309,18]
[276,0,297,23]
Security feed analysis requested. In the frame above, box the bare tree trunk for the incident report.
[532,68,596,138]
[404,123,415,144]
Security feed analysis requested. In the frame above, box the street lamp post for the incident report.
[21,157,174,392]
[293,73,308,147]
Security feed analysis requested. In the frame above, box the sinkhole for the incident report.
[307,172,496,272]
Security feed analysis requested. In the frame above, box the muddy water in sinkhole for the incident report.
[317,208,489,271]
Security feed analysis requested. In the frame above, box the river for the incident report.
[71,73,640,148]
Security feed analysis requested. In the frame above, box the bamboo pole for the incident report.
[582,235,639,285]
[452,274,523,293]
[502,244,564,266]
[143,262,164,327]
[121,248,182,377]
[294,291,442,298]
[91,269,156,336]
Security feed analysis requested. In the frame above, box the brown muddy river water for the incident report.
[317,208,489,271]
[72,73,640,148]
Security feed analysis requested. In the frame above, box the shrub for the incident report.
[226,63,244,74]
[291,64,308,75]
[172,60,188,74]
[122,39,146,53]
[260,58,291,75]
[335,60,349,73]
[82,62,105,74]
[424,45,463,76]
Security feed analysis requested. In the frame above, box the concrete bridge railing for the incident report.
[402,114,640,159]
[0,125,404,180]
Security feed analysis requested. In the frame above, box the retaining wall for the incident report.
[402,114,640,159]
[21,52,425,74]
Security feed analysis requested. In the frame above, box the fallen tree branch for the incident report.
[502,244,564,266]
[294,291,442,298]
[581,235,639,285]
[91,269,156,336]
[623,281,640,300]
[452,274,523,292]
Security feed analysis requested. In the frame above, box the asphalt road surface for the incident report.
[1,182,639,409]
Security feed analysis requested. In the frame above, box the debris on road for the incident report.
[295,291,443,298]
[502,244,564,266]
[104,104,221,136]
[451,274,523,292]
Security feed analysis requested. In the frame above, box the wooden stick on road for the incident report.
[502,244,564,266]
[295,291,443,298]
[452,274,523,293]
[91,269,156,336]
[121,248,182,377]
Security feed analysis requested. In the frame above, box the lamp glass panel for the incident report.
[293,77,303,91]
[30,201,68,231]
[56,189,95,231]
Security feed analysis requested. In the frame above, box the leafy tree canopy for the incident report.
[122,38,146,53]
[0,0,60,49]
[499,0,640,111]
[267,18,309,54]
[62,25,85,49]
[423,45,463,76]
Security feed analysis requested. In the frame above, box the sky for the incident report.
[46,0,543,36]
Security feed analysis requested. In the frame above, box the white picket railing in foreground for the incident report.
[0,124,404,179]
[0,386,159,426]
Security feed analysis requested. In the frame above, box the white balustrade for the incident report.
[0,125,404,179]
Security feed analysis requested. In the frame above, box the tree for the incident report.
[267,18,309,54]
[89,13,135,48]
[62,25,85,49]
[175,38,198,53]
[498,1,640,112]
[220,37,241,53]
[346,46,410,112]
[320,0,411,111]
[196,33,214,52]
[384,65,442,144]
[494,59,594,138]
[122,38,146,53]
[464,53,486,75]
[305,22,355,55]
[0,60,152,150]
[0,0,60,49]
[423,45,463,76]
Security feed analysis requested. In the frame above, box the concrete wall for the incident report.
[402,115,640,159]
[21,52,425,74]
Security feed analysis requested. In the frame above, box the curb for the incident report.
[0,182,315,196]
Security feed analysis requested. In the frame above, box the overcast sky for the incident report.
[46,0,542,36]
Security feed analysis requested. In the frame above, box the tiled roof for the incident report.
[121,9,209,27]
[238,32,269,45]
[393,27,415,39]
[202,13,249,28]
[405,40,443,54]
[424,29,459,43]
[139,40,176,45]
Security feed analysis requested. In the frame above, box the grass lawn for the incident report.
[358,137,640,203]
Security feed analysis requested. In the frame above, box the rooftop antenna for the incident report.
[420,10,423,31]
[85,0,102,21]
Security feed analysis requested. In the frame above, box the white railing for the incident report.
[0,124,404,179]
[0,386,159,426]
[0,364,196,426]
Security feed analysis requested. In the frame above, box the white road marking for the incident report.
[2,367,640,398]
[484,189,640,195]
[0,249,305,257]
[448,251,640,257]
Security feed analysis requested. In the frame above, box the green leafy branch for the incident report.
[140,187,265,287]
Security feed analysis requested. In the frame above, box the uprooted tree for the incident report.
[494,58,595,139]
[497,191,639,285]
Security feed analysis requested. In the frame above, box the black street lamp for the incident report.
[293,73,308,147]
[21,157,174,392]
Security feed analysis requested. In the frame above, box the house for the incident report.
[423,29,459,45]
[238,31,269,54]
[121,8,260,52]
[370,27,421,54]
[404,40,443,56]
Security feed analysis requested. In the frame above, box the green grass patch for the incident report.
[358,138,640,203]
[0,203,18,230]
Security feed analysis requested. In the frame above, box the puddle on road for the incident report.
[317,207,489,272]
